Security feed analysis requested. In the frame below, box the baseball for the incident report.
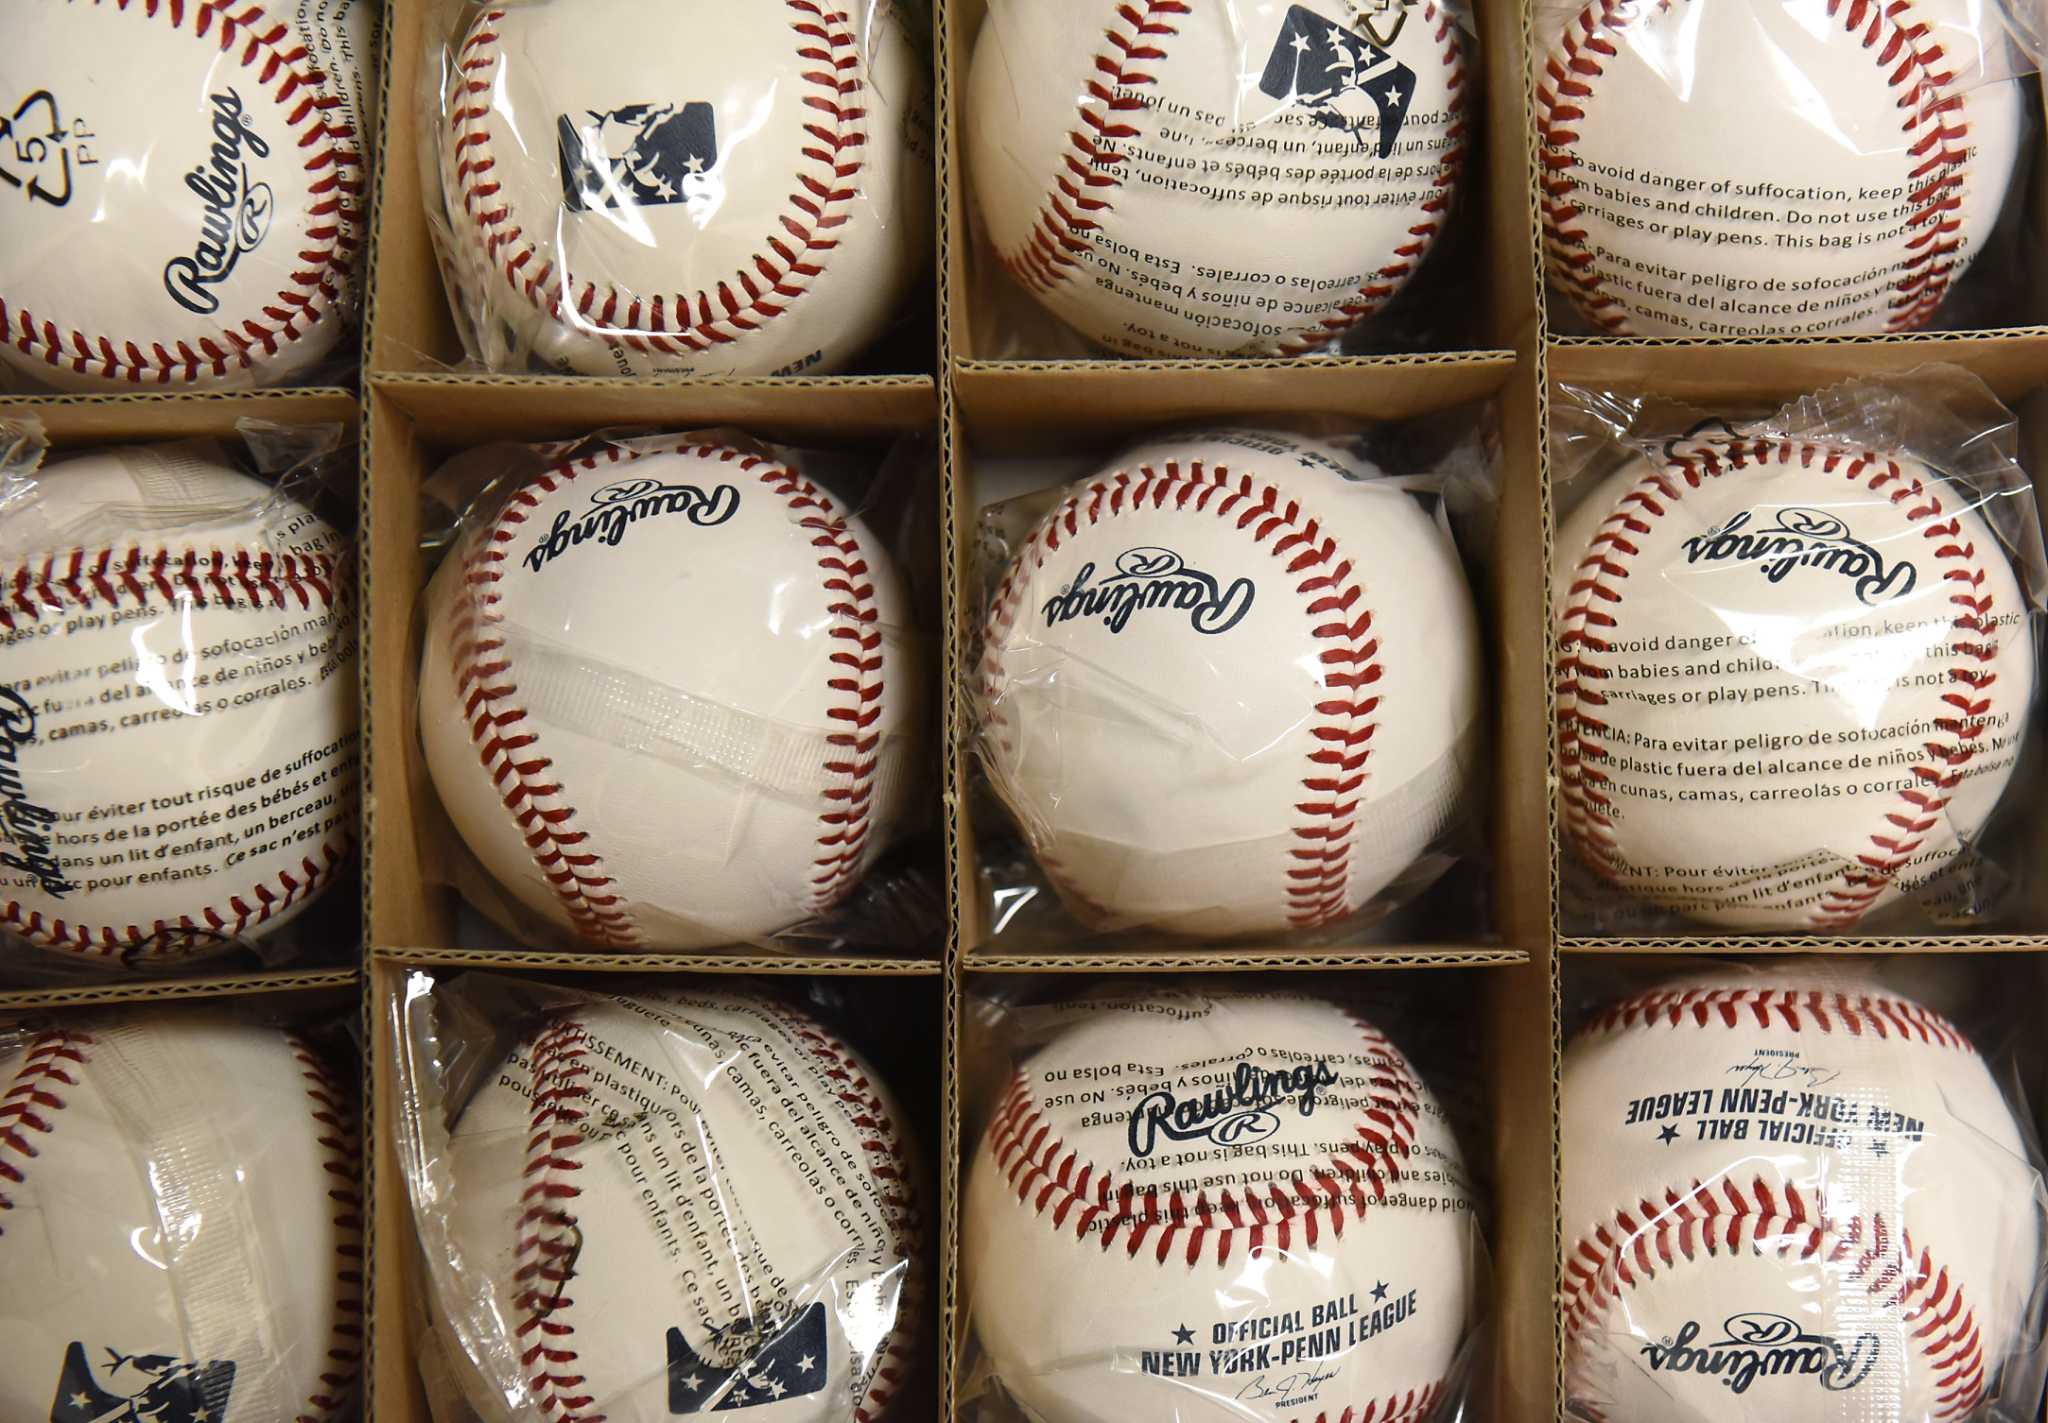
[978,428,1481,938]
[439,0,933,376]
[417,437,923,950]
[1,0,372,390]
[1562,966,2043,1422]
[1553,435,2034,930]
[1537,0,2023,336]
[435,988,922,1423]
[0,1010,362,1423]
[966,0,1468,357]
[0,446,358,963]
[964,986,1477,1423]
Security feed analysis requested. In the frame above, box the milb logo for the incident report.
[48,1341,235,1423]
[557,101,718,212]
[1258,4,1419,158]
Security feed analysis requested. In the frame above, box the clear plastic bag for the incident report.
[958,978,1489,1423]
[1534,0,2039,336]
[1561,955,2048,1422]
[0,1006,363,1423]
[971,423,1490,946]
[0,0,378,390]
[412,428,937,952]
[0,420,361,972]
[391,971,927,1423]
[962,0,1480,359]
[1551,368,2045,935]
[422,0,934,376]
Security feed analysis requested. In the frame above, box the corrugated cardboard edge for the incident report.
[0,966,362,1013]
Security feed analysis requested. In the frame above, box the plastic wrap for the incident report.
[0,1005,363,1422]
[422,0,934,376]
[972,423,1490,946]
[1,0,378,390]
[958,979,1488,1423]
[1535,0,2038,336]
[392,972,927,1423]
[413,428,937,953]
[1561,956,2048,1422]
[0,422,361,972]
[963,0,1479,359]
[1551,369,2045,935]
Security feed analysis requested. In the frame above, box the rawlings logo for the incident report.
[1680,508,1917,606]
[523,476,741,573]
[1041,548,1255,636]
[1641,1314,1879,1396]
[1127,1059,1338,1159]
[1257,5,1417,158]
[0,688,75,900]
[162,89,273,315]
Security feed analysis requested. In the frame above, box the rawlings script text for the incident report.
[1042,548,1255,636]
[163,90,274,315]
[0,688,74,898]
[1680,508,1916,605]
[1642,1314,1879,1396]
[524,477,741,572]
[1127,1059,1338,1159]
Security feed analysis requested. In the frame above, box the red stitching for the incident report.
[454,439,890,947]
[513,1019,601,1423]
[793,1017,923,1422]
[0,546,344,632]
[0,0,363,384]
[289,1036,364,1423]
[1555,437,2002,929]
[987,1011,1421,1263]
[999,0,1464,355]
[1288,1390,1448,1423]
[980,460,1383,929]
[449,0,867,359]
[1563,1176,1988,1422]
[0,1028,94,1237]
[1538,0,1973,334]
[1582,985,1972,1049]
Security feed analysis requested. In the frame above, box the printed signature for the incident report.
[1725,1053,1841,1091]
[1236,1365,1340,1405]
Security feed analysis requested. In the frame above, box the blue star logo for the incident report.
[1172,1325,1196,1346]
[1658,1125,1680,1144]
[1371,1281,1390,1301]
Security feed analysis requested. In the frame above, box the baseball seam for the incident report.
[979,460,1384,930]
[1537,0,1974,335]
[289,1035,365,1423]
[1581,985,1973,1047]
[455,440,889,948]
[0,1028,94,1238]
[0,543,351,956]
[794,1019,924,1423]
[0,0,364,385]
[986,1011,1422,1264]
[448,0,867,358]
[513,1018,599,1423]
[1554,437,2002,929]
[1562,1175,1989,1422]
[998,0,1464,355]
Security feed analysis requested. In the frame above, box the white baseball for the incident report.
[1553,436,2034,930]
[434,989,922,1423]
[0,446,358,963]
[0,1011,362,1423]
[978,428,1481,938]
[1537,0,2022,336]
[439,0,933,376]
[0,0,371,390]
[966,0,1468,357]
[417,437,923,950]
[1562,966,2042,1422]
[964,986,1477,1423]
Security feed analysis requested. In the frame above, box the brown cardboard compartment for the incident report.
[366,0,938,378]
[940,0,1529,368]
[365,953,949,1423]
[361,377,946,955]
[0,388,366,1006]
[1542,346,2048,951]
